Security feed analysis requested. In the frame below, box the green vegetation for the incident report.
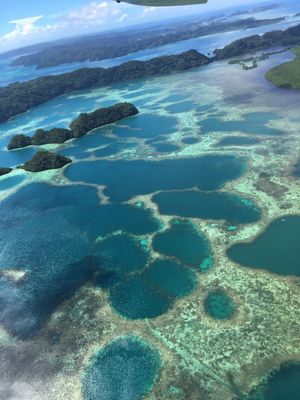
[20,151,72,172]
[7,103,138,149]
[265,47,300,89]
[31,128,72,145]
[10,17,283,69]
[214,23,300,59]
[70,103,138,137]
[0,50,209,123]
[7,134,32,150]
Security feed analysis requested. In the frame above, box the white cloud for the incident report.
[4,15,43,40]
[66,1,123,26]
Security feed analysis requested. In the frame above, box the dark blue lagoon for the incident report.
[227,216,300,276]
[65,155,247,202]
[82,336,161,400]
[152,220,212,269]
[152,190,261,224]
[109,258,197,319]
[0,183,159,338]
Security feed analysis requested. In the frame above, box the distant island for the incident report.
[265,46,300,88]
[20,151,72,172]
[213,23,300,59]
[7,103,138,150]
[10,17,284,69]
[0,50,209,123]
[230,3,281,17]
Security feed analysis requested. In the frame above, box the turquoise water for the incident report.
[152,190,261,224]
[82,336,161,400]
[204,290,235,320]
[65,155,246,202]
[227,216,300,276]
[152,220,211,268]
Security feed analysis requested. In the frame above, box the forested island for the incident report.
[266,46,300,88]
[0,50,209,123]
[10,17,284,69]
[7,103,138,149]
[213,23,300,59]
[20,151,72,172]
[2,23,300,124]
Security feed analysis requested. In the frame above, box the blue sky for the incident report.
[0,0,280,51]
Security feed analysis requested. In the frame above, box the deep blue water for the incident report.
[65,155,247,202]
[227,216,300,276]
[0,183,159,338]
[152,190,261,224]
[82,336,162,400]
[109,258,197,319]
[152,220,211,269]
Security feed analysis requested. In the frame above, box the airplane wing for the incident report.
[116,0,208,6]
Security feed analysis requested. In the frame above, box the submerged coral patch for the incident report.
[227,216,300,276]
[152,190,261,224]
[152,220,211,269]
[203,289,235,320]
[65,155,246,202]
[82,336,162,400]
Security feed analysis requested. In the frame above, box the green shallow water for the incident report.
[227,216,300,276]
[82,336,162,400]
[204,289,236,320]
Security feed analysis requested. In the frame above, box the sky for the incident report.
[0,0,282,52]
